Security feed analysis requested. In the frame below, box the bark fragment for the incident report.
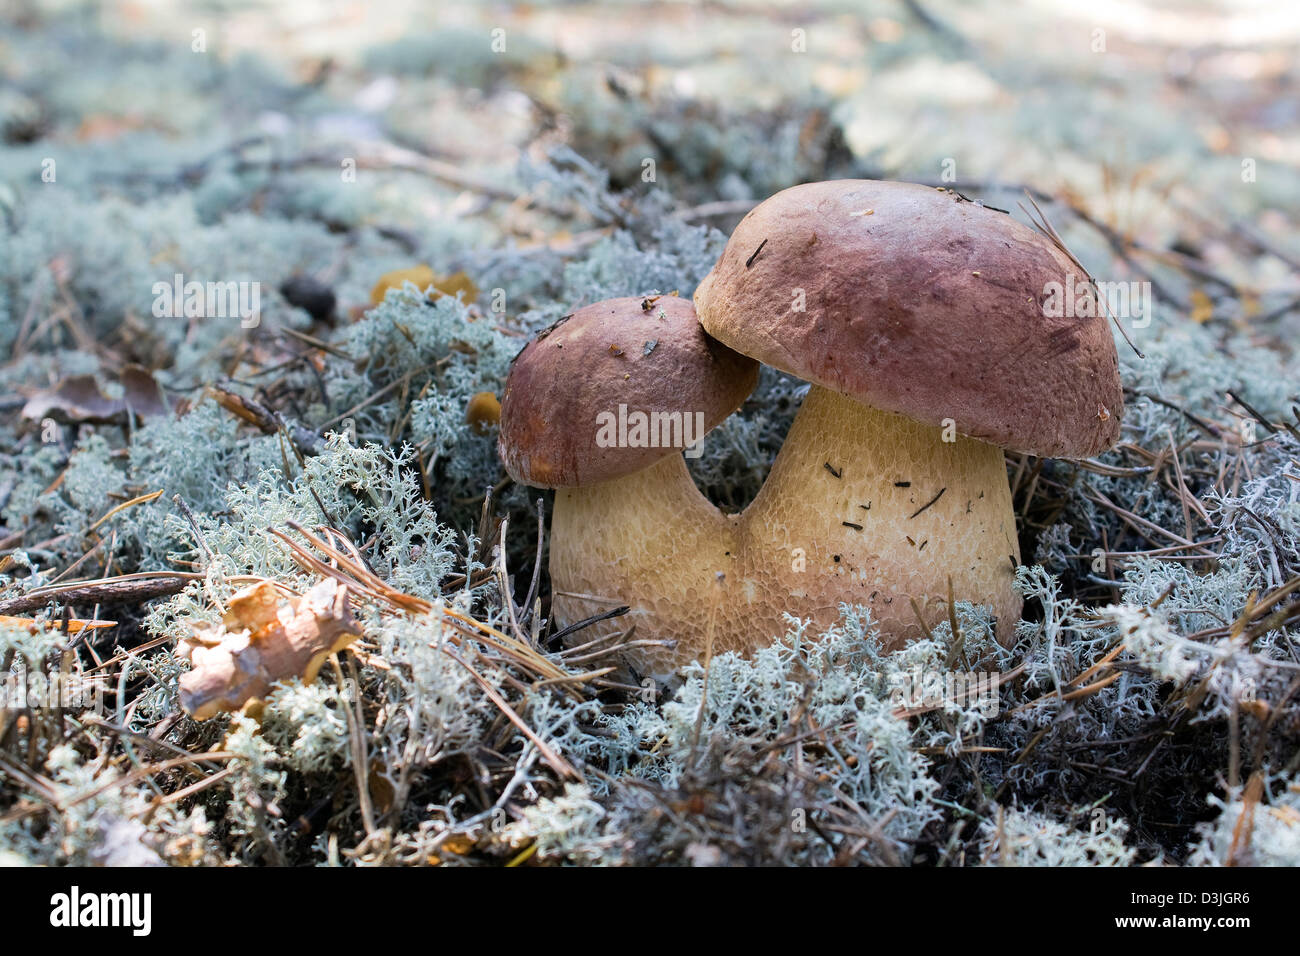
[178,579,360,720]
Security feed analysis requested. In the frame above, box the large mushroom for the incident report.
[498,296,758,677]
[694,180,1123,647]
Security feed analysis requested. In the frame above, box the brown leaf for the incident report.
[368,265,479,308]
[1190,289,1214,324]
[369,265,437,306]
[465,391,501,434]
[120,365,171,419]
[177,578,361,720]
[22,375,125,425]
[432,271,479,301]
[22,367,170,425]
[368,759,396,816]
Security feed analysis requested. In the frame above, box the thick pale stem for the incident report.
[548,385,1022,677]
[548,453,739,678]
[738,384,1022,646]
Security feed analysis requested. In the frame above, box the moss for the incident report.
[1,0,1298,868]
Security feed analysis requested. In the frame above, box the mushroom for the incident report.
[694,180,1123,647]
[498,296,757,677]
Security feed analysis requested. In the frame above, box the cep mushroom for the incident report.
[498,296,758,677]
[694,180,1123,647]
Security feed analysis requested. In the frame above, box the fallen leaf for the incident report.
[369,265,479,307]
[22,375,125,425]
[121,364,171,419]
[369,265,437,306]
[465,391,501,434]
[177,578,361,720]
[441,834,476,855]
[432,271,479,301]
[368,760,396,816]
[22,366,170,425]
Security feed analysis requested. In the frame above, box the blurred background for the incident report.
[2,0,1300,869]
[3,0,1298,338]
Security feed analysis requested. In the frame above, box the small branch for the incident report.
[548,605,631,645]
[0,576,188,615]
[208,383,321,456]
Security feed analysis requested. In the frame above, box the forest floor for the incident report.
[1,0,1298,866]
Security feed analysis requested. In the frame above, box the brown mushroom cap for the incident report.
[694,180,1123,458]
[499,296,758,488]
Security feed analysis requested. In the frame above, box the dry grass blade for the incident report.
[281,523,583,691]
[1019,192,1144,359]
[261,522,591,782]
[440,645,582,781]
[1225,771,1264,866]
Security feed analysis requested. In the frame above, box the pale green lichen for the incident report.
[2,0,1298,869]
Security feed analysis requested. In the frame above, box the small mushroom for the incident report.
[498,297,757,677]
[694,179,1123,646]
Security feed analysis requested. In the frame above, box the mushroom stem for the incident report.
[548,452,738,677]
[549,386,1023,672]
[739,384,1022,646]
